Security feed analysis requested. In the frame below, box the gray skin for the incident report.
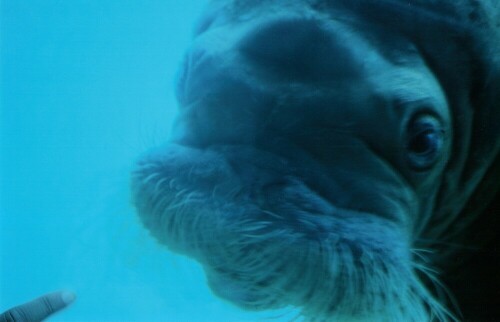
[132,0,500,321]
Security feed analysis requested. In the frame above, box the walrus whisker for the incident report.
[141,172,161,185]
[151,178,168,199]
[261,209,285,220]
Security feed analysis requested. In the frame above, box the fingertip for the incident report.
[8,291,77,321]
[60,291,76,305]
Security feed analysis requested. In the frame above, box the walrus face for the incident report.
[131,1,464,320]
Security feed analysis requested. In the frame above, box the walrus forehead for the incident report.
[207,0,491,18]
[196,0,485,80]
[202,0,476,33]
[200,0,498,68]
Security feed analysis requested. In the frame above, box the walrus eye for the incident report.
[406,115,444,170]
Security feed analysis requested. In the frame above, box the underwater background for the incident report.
[1,1,294,321]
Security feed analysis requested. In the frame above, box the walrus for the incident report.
[131,0,500,320]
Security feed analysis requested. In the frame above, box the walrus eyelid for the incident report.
[405,114,445,171]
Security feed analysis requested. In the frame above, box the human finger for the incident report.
[0,291,76,322]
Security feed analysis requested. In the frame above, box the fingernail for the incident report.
[61,291,76,305]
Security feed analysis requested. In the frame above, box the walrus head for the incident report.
[131,0,500,320]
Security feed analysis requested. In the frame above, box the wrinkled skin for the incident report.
[132,0,500,321]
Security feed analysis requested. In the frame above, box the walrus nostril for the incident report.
[239,18,357,81]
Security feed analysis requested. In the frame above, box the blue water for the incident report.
[1,1,294,321]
